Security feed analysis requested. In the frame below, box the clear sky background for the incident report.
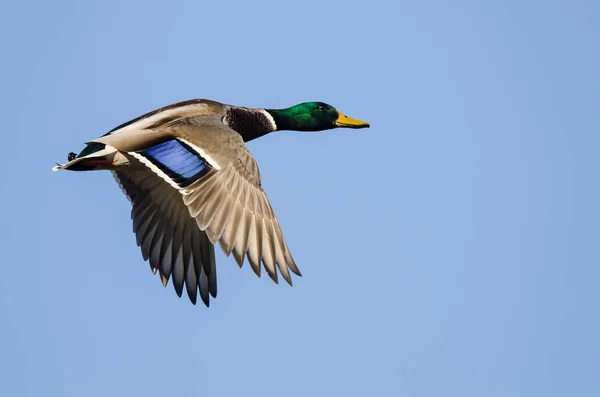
[1,1,599,396]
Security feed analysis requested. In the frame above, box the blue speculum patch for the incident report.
[141,139,209,186]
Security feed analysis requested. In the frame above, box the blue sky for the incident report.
[1,0,599,396]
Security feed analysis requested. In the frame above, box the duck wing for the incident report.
[168,115,301,286]
[113,156,217,306]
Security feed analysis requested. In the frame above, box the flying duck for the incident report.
[53,99,370,306]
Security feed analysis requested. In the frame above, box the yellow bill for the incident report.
[336,112,370,129]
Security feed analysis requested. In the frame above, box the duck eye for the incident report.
[318,105,326,111]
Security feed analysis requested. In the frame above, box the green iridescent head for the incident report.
[266,102,370,132]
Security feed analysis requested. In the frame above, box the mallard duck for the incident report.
[53,99,370,306]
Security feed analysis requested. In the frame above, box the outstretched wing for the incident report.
[165,116,301,285]
[113,155,217,307]
[181,154,301,285]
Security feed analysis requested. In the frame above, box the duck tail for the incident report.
[52,143,129,171]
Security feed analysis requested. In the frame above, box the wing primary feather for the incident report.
[191,227,205,296]
[149,201,173,285]
[273,217,301,277]
[219,199,241,257]
[261,218,278,284]
[246,215,261,277]
[200,232,214,280]
[160,239,175,290]
[158,201,177,277]
[232,183,252,268]
[209,269,217,298]
[251,191,264,277]
[221,203,244,266]
[188,226,209,303]
[184,247,198,304]
[270,219,292,285]
[171,239,185,297]
[171,221,191,298]
[198,270,210,307]
[190,227,216,304]
[230,212,246,268]
[149,224,167,286]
